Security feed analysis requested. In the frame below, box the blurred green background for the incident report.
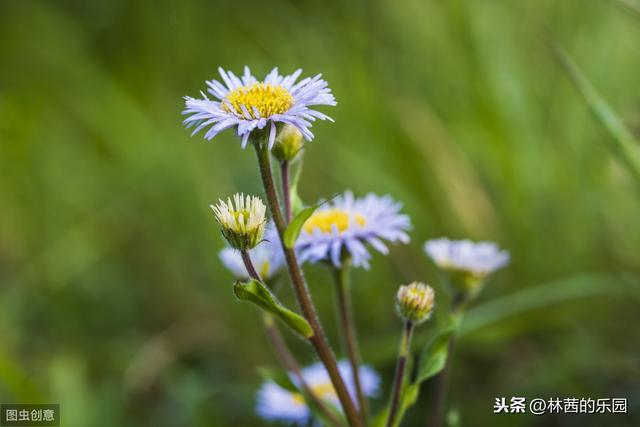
[1,0,639,426]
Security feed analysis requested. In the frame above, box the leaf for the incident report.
[283,205,317,248]
[613,0,640,19]
[283,195,337,248]
[289,157,304,208]
[416,314,460,383]
[257,366,298,393]
[233,279,313,338]
[552,41,640,183]
[460,273,640,337]
[372,379,420,427]
[395,383,420,427]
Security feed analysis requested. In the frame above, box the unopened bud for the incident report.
[272,124,304,162]
[211,193,266,250]
[395,282,435,324]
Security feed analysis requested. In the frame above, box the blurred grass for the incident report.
[1,0,639,426]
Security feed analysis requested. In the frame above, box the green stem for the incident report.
[429,293,466,427]
[428,335,456,427]
[333,261,369,425]
[281,161,292,223]
[386,321,414,427]
[241,250,345,427]
[253,139,363,427]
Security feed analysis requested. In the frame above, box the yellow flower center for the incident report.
[303,209,366,234]
[290,382,337,407]
[223,83,294,119]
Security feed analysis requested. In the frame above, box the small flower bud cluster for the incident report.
[211,193,267,251]
[395,282,435,324]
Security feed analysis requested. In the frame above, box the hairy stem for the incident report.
[281,161,292,223]
[240,250,260,281]
[333,261,368,425]
[386,321,414,427]
[240,250,344,427]
[254,141,363,427]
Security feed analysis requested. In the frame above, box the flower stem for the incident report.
[333,261,369,426]
[280,161,292,223]
[254,141,363,427]
[386,321,414,427]
[240,250,261,281]
[263,315,346,427]
[429,293,465,427]
[429,335,456,427]
[240,250,344,427]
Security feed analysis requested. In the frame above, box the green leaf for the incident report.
[283,205,317,248]
[613,0,640,19]
[233,279,313,338]
[416,314,460,383]
[395,383,420,427]
[372,380,420,427]
[289,157,304,209]
[460,274,640,337]
[257,366,299,393]
[552,42,640,183]
[283,195,337,249]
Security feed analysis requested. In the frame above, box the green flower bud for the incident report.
[272,124,304,162]
[211,193,266,251]
[395,282,435,325]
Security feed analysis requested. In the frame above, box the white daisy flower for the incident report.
[256,361,380,425]
[219,225,284,280]
[424,238,510,277]
[210,193,266,251]
[296,191,411,269]
[183,66,336,149]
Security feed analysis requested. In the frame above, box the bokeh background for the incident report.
[1,0,639,426]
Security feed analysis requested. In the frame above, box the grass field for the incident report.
[1,0,639,426]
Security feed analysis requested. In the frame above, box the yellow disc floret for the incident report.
[223,83,294,119]
[289,381,337,407]
[303,209,366,234]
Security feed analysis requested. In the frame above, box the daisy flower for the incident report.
[211,193,266,251]
[296,191,411,269]
[424,238,509,278]
[256,361,380,425]
[219,225,284,280]
[183,66,336,148]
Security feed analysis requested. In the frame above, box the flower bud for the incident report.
[272,124,304,162]
[211,193,266,250]
[395,282,435,324]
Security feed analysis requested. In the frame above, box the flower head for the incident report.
[211,193,266,250]
[183,67,336,149]
[256,361,380,425]
[395,282,435,324]
[424,238,510,278]
[296,191,411,269]
[219,224,284,280]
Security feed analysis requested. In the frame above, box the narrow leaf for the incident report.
[283,194,338,249]
[283,205,317,248]
[460,274,640,337]
[257,367,299,393]
[233,279,313,338]
[416,314,460,383]
[553,42,640,182]
[614,0,640,19]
